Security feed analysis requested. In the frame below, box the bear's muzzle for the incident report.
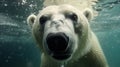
[45,32,72,60]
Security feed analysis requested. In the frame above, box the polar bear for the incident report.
[27,0,108,67]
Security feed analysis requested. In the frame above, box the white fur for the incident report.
[27,14,36,28]
[43,0,98,17]
[27,0,108,67]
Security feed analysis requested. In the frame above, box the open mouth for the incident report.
[46,33,71,60]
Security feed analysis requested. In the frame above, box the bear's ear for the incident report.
[27,14,36,28]
[83,8,93,21]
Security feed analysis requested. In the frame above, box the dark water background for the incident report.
[0,0,120,67]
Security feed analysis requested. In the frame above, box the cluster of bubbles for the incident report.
[94,0,120,11]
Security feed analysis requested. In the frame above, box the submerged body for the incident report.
[41,32,108,67]
[27,0,109,67]
[27,5,108,67]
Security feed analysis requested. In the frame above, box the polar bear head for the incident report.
[27,4,93,61]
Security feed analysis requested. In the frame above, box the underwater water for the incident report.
[0,0,120,67]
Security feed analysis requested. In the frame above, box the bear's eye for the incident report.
[65,12,78,22]
[39,15,50,25]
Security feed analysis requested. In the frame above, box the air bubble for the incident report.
[4,4,8,6]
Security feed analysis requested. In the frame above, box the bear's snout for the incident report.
[45,33,72,60]
[46,33,69,52]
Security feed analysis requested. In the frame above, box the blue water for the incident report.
[0,0,120,67]
[92,1,120,67]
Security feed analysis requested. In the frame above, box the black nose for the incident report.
[46,33,69,52]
